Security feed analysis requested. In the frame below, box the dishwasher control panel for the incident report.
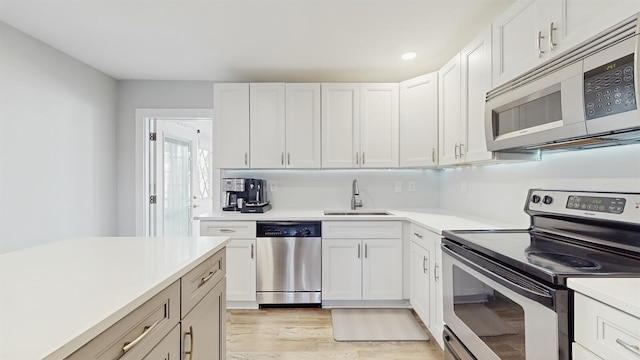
[256,221,322,237]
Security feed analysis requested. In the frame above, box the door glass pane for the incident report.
[164,137,191,236]
[452,265,526,359]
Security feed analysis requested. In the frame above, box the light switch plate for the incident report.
[408,181,416,192]
[270,181,277,192]
[394,181,402,192]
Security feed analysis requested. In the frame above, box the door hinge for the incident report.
[149,132,157,141]
[149,195,157,204]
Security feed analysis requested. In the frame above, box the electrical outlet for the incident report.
[408,181,416,192]
[270,181,277,192]
[394,181,402,193]
[460,179,468,193]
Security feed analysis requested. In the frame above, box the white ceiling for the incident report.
[0,0,515,82]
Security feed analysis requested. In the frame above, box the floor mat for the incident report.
[331,308,429,342]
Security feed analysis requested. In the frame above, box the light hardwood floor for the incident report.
[227,308,444,359]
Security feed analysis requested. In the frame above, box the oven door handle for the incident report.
[443,242,556,309]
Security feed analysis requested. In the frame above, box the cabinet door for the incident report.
[214,83,250,168]
[285,83,322,168]
[322,239,362,300]
[461,26,493,163]
[492,0,547,86]
[226,239,256,302]
[410,242,431,327]
[438,55,462,166]
[400,73,439,167]
[182,278,226,360]
[322,84,360,168]
[559,0,640,52]
[362,239,402,300]
[141,325,180,360]
[250,83,286,168]
[359,83,399,168]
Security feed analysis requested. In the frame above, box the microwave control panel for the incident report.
[584,53,637,120]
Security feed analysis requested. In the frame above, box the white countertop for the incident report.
[568,277,640,318]
[0,236,229,360]
[196,208,518,234]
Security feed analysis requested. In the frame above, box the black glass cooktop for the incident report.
[443,229,640,285]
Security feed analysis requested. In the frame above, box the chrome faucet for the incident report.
[351,179,363,210]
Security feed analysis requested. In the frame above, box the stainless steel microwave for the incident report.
[485,13,640,152]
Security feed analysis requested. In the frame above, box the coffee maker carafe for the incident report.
[222,178,248,211]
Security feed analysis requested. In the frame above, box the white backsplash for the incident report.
[220,169,441,210]
[439,144,640,227]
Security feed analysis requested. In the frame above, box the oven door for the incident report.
[442,240,565,360]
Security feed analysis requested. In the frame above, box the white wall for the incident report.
[222,169,440,210]
[116,81,213,236]
[0,21,118,253]
[439,145,640,228]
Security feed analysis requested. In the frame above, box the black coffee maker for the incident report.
[242,178,271,213]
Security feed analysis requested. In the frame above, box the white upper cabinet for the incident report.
[400,73,439,167]
[249,83,321,169]
[460,27,493,163]
[439,27,494,166]
[285,83,322,168]
[359,83,400,168]
[250,83,286,168]
[438,55,462,166]
[214,83,250,168]
[493,0,640,87]
[322,83,399,168]
[322,84,360,168]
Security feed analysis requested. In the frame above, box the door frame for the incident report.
[135,108,214,236]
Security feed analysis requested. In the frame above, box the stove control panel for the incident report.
[566,195,626,214]
[526,189,640,224]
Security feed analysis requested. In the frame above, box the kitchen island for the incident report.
[0,236,229,360]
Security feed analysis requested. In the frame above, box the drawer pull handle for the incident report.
[184,325,194,359]
[220,229,236,233]
[121,320,159,355]
[199,268,219,287]
[617,338,640,357]
[413,232,423,239]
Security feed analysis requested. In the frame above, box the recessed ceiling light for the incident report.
[401,52,417,60]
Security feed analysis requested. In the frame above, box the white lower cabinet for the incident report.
[409,223,444,348]
[200,221,257,306]
[226,239,256,302]
[322,221,402,302]
[573,292,640,360]
[410,241,431,326]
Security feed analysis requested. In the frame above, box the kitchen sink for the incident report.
[323,210,391,216]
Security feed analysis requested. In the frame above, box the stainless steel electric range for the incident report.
[441,189,640,360]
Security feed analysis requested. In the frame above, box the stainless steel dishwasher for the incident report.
[256,221,322,307]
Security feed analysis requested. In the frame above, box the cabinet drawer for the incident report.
[142,324,180,360]
[410,223,435,249]
[66,281,180,360]
[181,249,226,318]
[322,221,402,239]
[574,293,640,360]
[573,342,603,360]
[200,221,256,238]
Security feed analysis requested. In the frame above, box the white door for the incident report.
[359,83,399,168]
[213,83,250,168]
[285,83,322,168]
[321,239,362,300]
[438,55,462,166]
[362,239,403,300]
[250,83,286,168]
[322,84,360,168]
[461,26,493,163]
[153,119,213,237]
[399,73,439,167]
